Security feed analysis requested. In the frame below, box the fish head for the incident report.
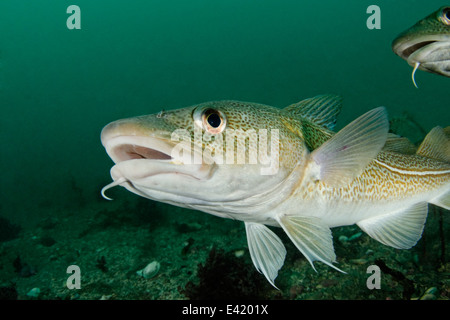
[392,6,450,77]
[101,101,306,219]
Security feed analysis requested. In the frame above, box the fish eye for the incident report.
[440,7,450,25]
[206,112,222,128]
[193,107,227,134]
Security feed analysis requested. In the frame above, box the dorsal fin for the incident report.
[443,126,450,138]
[416,126,450,162]
[383,133,417,154]
[283,94,343,130]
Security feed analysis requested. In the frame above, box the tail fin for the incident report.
[416,126,450,163]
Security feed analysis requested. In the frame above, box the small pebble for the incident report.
[234,249,245,258]
[350,258,368,265]
[348,232,362,241]
[320,279,338,288]
[136,261,160,279]
[420,287,438,300]
[425,287,437,294]
[27,287,40,298]
[420,293,436,300]
[289,285,304,299]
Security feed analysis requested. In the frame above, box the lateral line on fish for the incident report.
[373,158,450,176]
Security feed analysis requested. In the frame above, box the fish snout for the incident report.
[101,118,174,164]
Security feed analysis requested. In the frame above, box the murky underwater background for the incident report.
[0,0,448,300]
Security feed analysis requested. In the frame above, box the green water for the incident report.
[1,0,449,221]
[0,0,448,300]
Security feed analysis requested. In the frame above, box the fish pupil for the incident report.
[443,8,450,20]
[207,113,222,128]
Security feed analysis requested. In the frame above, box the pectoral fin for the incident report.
[309,107,389,187]
[276,215,344,273]
[357,202,428,249]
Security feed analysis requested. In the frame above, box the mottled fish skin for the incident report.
[392,6,450,81]
[109,101,306,169]
[291,151,450,227]
[101,95,450,287]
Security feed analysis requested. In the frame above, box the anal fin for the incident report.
[357,202,428,249]
[244,222,286,288]
[276,215,344,273]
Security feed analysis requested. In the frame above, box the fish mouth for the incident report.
[396,40,437,60]
[117,144,172,161]
[392,34,450,61]
[392,34,450,77]
[102,135,174,164]
[100,121,214,200]
[102,134,212,180]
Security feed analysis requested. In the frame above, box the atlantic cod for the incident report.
[101,95,450,287]
[392,6,450,87]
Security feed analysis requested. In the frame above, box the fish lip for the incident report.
[106,133,211,166]
[392,34,450,62]
[100,120,174,162]
[100,118,216,186]
[102,133,214,184]
[101,131,215,203]
[102,135,175,164]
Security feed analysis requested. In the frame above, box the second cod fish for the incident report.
[101,95,450,287]
[392,6,450,87]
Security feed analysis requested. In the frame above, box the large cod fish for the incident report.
[101,95,450,287]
